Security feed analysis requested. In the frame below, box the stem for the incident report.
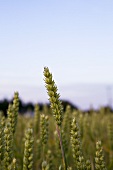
[56,125,67,170]
[43,144,45,161]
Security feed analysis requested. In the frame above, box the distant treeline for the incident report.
[0,98,78,116]
[0,98,112,116]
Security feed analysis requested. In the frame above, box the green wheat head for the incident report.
[23,128,34,170]
[43,67,63,126]
[95,141,107,170]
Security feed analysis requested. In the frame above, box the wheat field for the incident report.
[0,67,113,170]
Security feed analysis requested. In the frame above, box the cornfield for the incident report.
[0,67,113,170]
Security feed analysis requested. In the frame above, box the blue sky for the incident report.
[0,1,113,109]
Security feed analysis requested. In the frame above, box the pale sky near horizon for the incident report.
[0,1,113,109]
